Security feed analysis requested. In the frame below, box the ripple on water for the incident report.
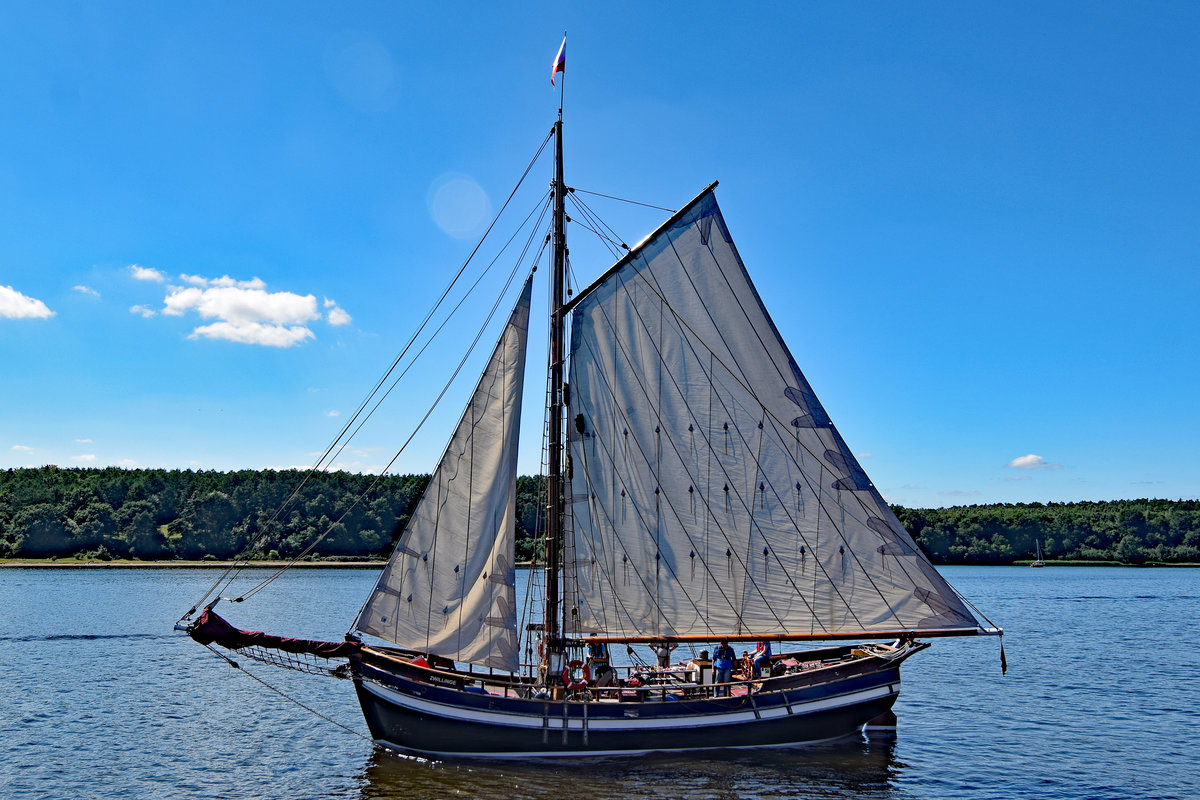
[0,567,1197,800]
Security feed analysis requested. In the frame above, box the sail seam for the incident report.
[645,225,949,630]
[355,278,532,669]
[594,222,874,627]
[569,277,735,635]
[589,243,821,632]
[661,212,956,626]
[570,268,791,635]
[654,233,883,628]
[568,195,975,635]
[563,183,718,315]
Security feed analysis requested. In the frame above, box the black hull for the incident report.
[352,656,903,759]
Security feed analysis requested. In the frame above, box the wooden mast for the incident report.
[545,107,566,661]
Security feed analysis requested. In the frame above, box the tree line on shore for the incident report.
[1,467,1197,565]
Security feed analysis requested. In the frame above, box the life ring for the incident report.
[562,659,590,690]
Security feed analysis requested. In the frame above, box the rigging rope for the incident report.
[601,237,876,629]
[569,192,637,253]
[179,130,555,622]
[567,221,943,635]
[321,194,553,472]
[340,262,540,622]
[566,194,626,258]
[200,643,375,745]
[559,185,927,640]
[570,187,676,213]
[570,326,778,635]
[236,202,552,604]
[245,236,545,606]
[572,210,903,633]
[650,233,926,627]
[559,191,769,636]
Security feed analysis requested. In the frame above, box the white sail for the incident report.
[355,278,532,670]
[566,190,979,639]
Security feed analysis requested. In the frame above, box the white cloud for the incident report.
[857,452,873,459]
[1007,454,1061,470]
[73,454,97,462]
[75,438,93,444]
[325,410,341,417]
[129,264,166,283]
[326,305,352,326]
[180,274,266,290]
[73,285,100,298]
[165,280,320,348]
[117,458,138,467]
[11,444,33,452]
[1005,475,1032,482]
[164,284,317,324]
[190,321,315,347]
[136,270,343,348]
[0,285,55,319]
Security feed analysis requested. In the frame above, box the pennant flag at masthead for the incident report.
[551,37,566,86]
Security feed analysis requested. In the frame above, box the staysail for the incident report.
[565,189,979,640]
[355,278,532,670]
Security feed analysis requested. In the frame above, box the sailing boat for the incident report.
[1031,540,1046,567]
[182,105,1002,760]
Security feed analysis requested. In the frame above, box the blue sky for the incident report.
[2,2,1197,508]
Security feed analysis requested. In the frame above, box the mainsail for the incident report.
[355,278,532,670]
[565,189,979,640]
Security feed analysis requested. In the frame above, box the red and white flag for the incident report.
[551,37,566,86]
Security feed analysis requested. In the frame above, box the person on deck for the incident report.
[650,642,677,669]
[752,640,772,678]
[588,636,613,686]
[713,639,736,697]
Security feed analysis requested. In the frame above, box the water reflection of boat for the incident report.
[358,737,900,800]
[180,43,1002,760]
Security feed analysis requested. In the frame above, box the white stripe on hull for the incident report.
[359,678,899,733]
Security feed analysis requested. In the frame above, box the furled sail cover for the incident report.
[355,278,531,670]
[566,191,979,639]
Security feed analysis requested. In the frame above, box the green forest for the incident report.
[1,467,1198,565]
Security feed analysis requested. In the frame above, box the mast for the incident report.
[545,109,566,657]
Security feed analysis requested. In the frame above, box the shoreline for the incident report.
[0,559,385,569]
[3,559,1197,569]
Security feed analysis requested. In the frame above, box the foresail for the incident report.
[355,278,532,671]
[566,191,979,640]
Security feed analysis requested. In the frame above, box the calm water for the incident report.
[1,566,1197,800]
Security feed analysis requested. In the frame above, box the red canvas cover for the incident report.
[188,606,360,659]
